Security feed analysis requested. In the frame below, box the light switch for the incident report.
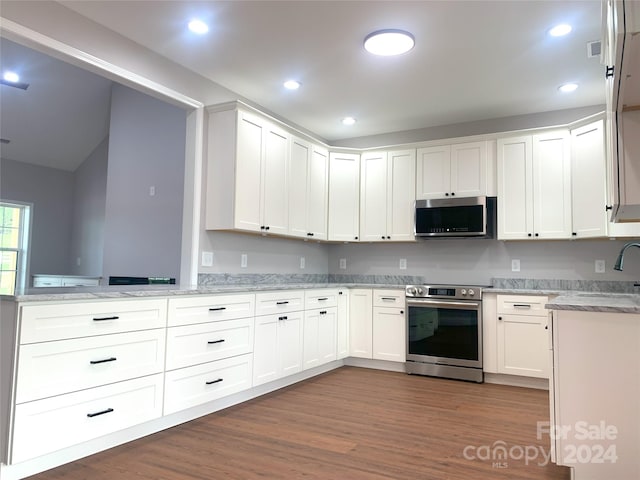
[241,254,248,268]
[511,259,521,272]
[595,259,605,273]
[201,251,213,267]
[399,258,407,270]
[339,258,347,269]
[300,257,306,269]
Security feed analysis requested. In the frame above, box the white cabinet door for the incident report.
[450,141,487,197]
[416,145,451,199]
[497,314,550,378]
[234,110,264,232]
[261,125,289,235]
[497,136,533,239]
[387,149,416,241]
[252,314,279,386]
[360,151,389,241]
[288,136,311,238]
[303,307,337,370]
[372,307,406,362]
[307,145,329,239]
[571,120,608,238]
[349,289,372,358]
[533,131,572,239]
[278,311,304,377]
[328,152,361,241]
[336,290,349,359]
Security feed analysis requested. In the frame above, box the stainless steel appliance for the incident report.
[405,284,486,382]
[414,196,496,238]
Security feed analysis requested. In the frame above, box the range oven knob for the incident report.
[416,287,424,296]
[460,289,467,296]
[407,286,417,295]
[468,289,475,297]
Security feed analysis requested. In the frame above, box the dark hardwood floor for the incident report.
[29,367,570,479]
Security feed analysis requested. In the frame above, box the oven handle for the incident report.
[406,299,481,310]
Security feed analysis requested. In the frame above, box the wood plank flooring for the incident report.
[28,367,570,479]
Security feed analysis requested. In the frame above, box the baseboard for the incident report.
[343,357,407,373]
[483,372,549,390]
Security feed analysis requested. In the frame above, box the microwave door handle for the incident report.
[407,299,481,310]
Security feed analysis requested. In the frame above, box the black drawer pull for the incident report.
[93,316,119,322]
[206,378,224,385]
[276,301,289,305]
[318,297,328,301]
[87,408,114,418]
[207,339,225,345]
[320,310,327,315]
[513,304,532,308]
[278,316,288,321]
[209,307,227,312]
[90,357,117,365]
[381,297,396,301]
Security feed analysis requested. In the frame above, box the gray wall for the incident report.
[0,157,74,275]
[102,84,187,282]
[327,239,640,284]
[69,137,109,276]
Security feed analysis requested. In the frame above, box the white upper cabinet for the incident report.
[206,107,289,235]
[416,141,488,199]
[328,152,361,242]
[570,120,608,238]
[288,136,329,240]
[360,149,416,242]
[497,131,571,240]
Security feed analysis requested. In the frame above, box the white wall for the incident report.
[328,238,640,284]
[102,84,186,282]
[69,137,108,277]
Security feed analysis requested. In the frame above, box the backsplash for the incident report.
[198,273,329,286]
[492,277,640,293]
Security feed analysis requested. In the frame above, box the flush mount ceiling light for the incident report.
[3,71,19,83]
[1,70,29,90]
[188,19,209,34]
[364,29,415,56]
[342,116,356,126]
[558,82,578,93]
[283,80,301,90]
[549,24,572,37]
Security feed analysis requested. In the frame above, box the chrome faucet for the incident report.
[613,242,640,271]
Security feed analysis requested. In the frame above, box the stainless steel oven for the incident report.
[405,284,486,382]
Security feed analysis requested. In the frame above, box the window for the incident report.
[0,202,30,295]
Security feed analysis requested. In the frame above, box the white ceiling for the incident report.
[59,0,605,141]
[0,0,605,171]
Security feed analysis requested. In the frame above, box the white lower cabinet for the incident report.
[349,289,373,358]
[11,374,164,464]
[303,307,337,370]
[372,307,406,362]
[496,295,550,378]
[253,311,304,386]
[336,290,349,359]
[164,354,253,415]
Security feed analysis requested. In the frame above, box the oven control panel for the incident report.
[405,284,486,300]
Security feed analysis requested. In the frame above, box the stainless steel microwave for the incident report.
[414,196,497,238]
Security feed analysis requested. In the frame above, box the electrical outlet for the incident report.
[511,259,521,272]
[201,251,213,267]
[300,257,305,269]
[76,257,81,267]
[241,254,248,268]
[149,186,155,196]
[595,259,605,273]
[399,258,407,270]
[339,258,347,270]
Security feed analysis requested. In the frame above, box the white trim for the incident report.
[0,17,204,286]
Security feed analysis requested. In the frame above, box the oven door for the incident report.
[406,298,483,368]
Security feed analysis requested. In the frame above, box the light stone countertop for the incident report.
[4,283,407,303]
[545,293,640,314]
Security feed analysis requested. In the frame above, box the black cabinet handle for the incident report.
[206,378,224,385]
[498,316,503,321]
[276,301,289,305]
[545,325,549,330]
[318,297,328,301]
[93,316,119,322]
[513,304,532,308]
[90,357,117,365]
[381,297,396,301]
[265,226,270,231]
[87,408,114,418]
[278,316,288,321]
[386,236,391,239]
[535,233,539,237]
[381,235,385,239]
[606,205,613,211]
[572,232,577,236]
[451,192,455,196]
[307,232,314,237]
[400,310,404,314]
[445,193,449,196]
[260,226,265,230]
[209,307,227,312]
[320,310,327,315]
[338,291,343,295]
[354,236,358,240]
[527,233,532,237]
[605,65,614,78]
[207,339,225,344]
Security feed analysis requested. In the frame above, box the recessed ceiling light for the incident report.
[558,83,578,93]
[549,24,572,37]
[342,116,356,126]
[3,71,19,83]
[283,80,301,90]
[188,19,209,34]
[364,29,415,56]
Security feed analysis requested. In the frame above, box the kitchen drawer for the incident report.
[255,290,304,316]
[166,317,254,370]
[496,294,549,316]
[32,276,62,287]
[16,329,166,403]
[167,294,255,327]
[373,289,405,308]
[20,298,167,344]
[163,354,253,415]
[11,374,163,464]
[304,289,339,310]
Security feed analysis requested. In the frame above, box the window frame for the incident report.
[0,200,32,295]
